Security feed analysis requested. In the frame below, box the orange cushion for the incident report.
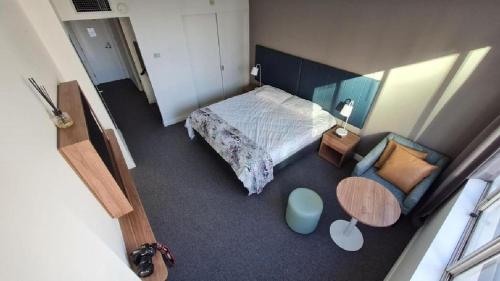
[377,146,437,194]
[374,140,427,168]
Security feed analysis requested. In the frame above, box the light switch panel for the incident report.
[153,53,161,58]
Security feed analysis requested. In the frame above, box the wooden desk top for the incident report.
[336,177,401,227]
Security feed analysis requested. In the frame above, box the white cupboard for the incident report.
[183,13,225,108]
[217,10,250,97]
[182,9,249,109]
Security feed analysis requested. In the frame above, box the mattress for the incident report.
[186,86,336,194]
[207,86,337,165]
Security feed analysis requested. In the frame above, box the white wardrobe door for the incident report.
[183,13,224,108]
[217,10,250,97]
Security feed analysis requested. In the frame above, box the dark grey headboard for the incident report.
[255,45,380,128]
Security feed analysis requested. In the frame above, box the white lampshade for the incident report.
[250,66,259,76]
[339,102,354,118]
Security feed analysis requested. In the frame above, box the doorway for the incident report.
[64,17,160,151]
[68,19,130,85]
[64,17,159,123]
[65,17,157,102]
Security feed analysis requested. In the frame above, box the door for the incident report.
[69,19,128,84]
[183,13,225,108]
[217,11,250,97]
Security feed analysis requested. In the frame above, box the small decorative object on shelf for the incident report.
[28,77,74,128]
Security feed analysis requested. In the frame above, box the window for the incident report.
[453,254,500,281]
[444,176,500,281]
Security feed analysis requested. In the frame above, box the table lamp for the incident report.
[336,100,354,137]
[251,64,262,86]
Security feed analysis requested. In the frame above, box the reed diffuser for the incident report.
[28,78,74,128]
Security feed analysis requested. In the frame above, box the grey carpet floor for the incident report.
[100,79,417,281]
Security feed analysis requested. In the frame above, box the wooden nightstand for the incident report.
[242,82,260,93]
[319,126,360,167]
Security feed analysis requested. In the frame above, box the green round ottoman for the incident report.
[285,188,324,234]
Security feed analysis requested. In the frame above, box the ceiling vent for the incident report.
[72,0,112,12]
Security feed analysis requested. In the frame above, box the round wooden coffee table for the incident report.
[330,177,401,251]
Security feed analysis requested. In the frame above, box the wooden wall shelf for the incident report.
[57,81,133,218]
[105,129,168,281]
[57,81,167,280]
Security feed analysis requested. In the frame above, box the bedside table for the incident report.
[319,127,360,167]
[242,82,260,93]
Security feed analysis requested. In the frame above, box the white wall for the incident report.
[250,0,500,158]
[0,0,139,280]
[51,0,249,126]
[126,0,199,125]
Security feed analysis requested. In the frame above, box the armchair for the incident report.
[352,133,449,214]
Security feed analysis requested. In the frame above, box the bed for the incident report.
[185,46,381,195]
[185,86,336,194]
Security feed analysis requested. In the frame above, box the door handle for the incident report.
[105,42,112,49]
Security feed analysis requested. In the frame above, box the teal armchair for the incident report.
[352,133,449,215]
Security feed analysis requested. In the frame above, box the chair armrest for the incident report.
[402,157,448,214]
[352,137,389,176]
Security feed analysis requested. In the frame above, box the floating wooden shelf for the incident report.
[57,81,167,280]
[57,81,133,218]
[105,129,168,281]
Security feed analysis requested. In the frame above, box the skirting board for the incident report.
[163,114,189,127]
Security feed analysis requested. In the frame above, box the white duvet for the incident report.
[207,86,336,165]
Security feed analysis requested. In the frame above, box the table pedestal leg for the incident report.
[330,218,364,251]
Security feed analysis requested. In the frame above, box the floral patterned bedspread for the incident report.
[185,107,273,195]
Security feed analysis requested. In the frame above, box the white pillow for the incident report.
[282,96,324,117]
[255,85,293,104]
